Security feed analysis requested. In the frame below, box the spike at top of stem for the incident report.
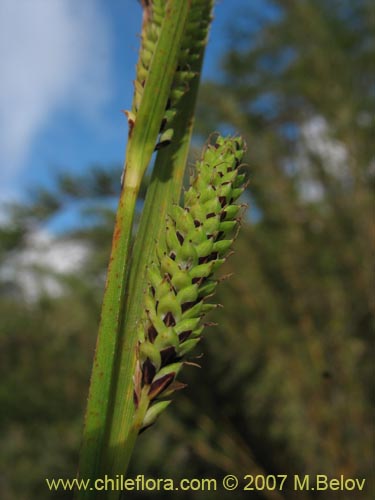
[128,0,213,151]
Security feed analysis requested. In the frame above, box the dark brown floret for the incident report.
[176,231,184,245]
[142,357,156,385]
[178,330,192,342]
[148,373,175,400]
[218,196,227,207]
[198,256,208,264]
[192,275,204,283]
[160,346,177,366]
[207,251,218,261]
[163,311,176,327]
[148,324,158,343]
[181,300,199,313]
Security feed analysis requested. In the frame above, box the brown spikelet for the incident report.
[148,373,176,400]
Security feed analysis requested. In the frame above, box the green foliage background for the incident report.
[0,1,373,498]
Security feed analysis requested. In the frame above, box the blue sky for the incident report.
[0,0,253,215]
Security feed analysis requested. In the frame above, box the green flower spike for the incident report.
[129,0,213,149]
[133,135,247,432]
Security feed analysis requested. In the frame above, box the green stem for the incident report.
[102,48,208,482]
[77,0,193,490]
[76,2,213,497]
[76,176,137,492]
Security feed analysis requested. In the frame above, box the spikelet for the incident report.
[133,135,247,432]
[128,0,213,148]
[130,0,166,122]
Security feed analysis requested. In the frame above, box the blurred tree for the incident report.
[0,167,120,499]
[184,0,374,496]
[0,1,373,499]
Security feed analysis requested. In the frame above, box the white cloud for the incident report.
[296,116,349,201]
[301,116,348,175]
[1,229,89,300]
[0,0,112,181]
